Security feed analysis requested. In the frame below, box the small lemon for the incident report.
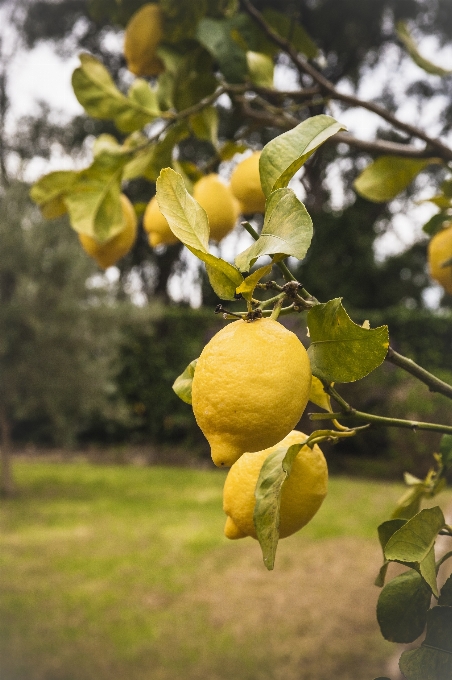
[193,174,239,242]
[191,318,312,467]
[124,3,164,77]
[143,196,179,247]
[223,430,328,540]
[230,151,266,215]
[428,225,452,295]
[79,194,137,269]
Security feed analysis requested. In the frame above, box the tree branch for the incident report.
[241,0,452,162]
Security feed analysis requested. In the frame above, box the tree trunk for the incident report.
[0,404,15,497]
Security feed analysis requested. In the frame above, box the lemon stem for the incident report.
[270,297,285,320]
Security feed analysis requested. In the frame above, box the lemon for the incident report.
[143,196,179,247]
[124,3,164,77]
[230,151,266,214]
[428,225,452,295]
[79,194,137,269]
[191,318,312,467]
[223,430,328,540]
[193,174,239,242]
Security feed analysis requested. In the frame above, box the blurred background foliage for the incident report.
[1,0,451,479]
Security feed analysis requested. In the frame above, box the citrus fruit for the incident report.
[230,151,266,214]
[223,430,328,540]
[193,174,239,242]
[143,196,179,247]
[428,225,452,295]
[124,3,164,77]
[191,318,312,467]
[79,194,137,269]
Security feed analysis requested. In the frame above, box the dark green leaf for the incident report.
[189,106,219,146]
[254,441,306,571]
[259,115,346,197]
[440,434,452,468]
[385,507,445,564]
[353,156,434,203]
[419,546,438,597]
[72,54,160,133]
[172,359,197,404]
[307,299,389,383]
[399,606,452,680]
[30,170,78,219]
[262,9,319,59]
[422,212,452,237]
[160,0,208,43]
[196,17,248,83]
[397,22,452,77]
[438,574,452,606]
[375,562,390,588]
[377,568,432,643]
[235,188,313,271]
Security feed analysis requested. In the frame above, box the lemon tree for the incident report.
[29,1,452,677]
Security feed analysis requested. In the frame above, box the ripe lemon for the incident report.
[223,430,328,540]
[428,225,452,295]
[143,196,179,247]
[193,174,239,242]
[124,3,164,77]
[191,318,312,467]
[79,194,137,269]
[230,151,266,214]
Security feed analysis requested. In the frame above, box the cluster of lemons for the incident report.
[79,153,265,269]
[143,154,265,247]
[191,316,328,543]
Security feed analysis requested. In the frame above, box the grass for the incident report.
[1,460,450,680]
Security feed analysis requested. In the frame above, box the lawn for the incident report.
[0,460,448,680]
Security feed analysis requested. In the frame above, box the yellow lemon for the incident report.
[191,318,312,467]
[193,174,239,242]
[124,3,164,77]
[143,196,179,247]
[223,430,328,540]
[230,151,266,214]
[428,225,452,295]
[79,194,137,269]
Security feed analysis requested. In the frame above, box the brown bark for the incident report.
[0,403,15,497]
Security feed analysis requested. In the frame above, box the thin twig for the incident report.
[386,347,452,401]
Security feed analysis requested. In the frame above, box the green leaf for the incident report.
[196,17,248,83]
[308,376,333,412]
[376,568,432,643]
[63,151,129,241]
[384,507,445,564]
[378,519,408,551]
[440,434,452,468]
[156,168,243,299]
[262,9,319,59]
[201,255,243,300]
[30,170,78,219]
[419,546,438,597]
[189,106,219,146]
[159,44,218,112]
[72,54,160,133]
[307,299,389,383]
[438,574,452,606]
[235,188,313,271]
[236,263,273,301]
[422,212,452,237]
[219,140,249,161]
[254,441,306,571]
[354,156,435,203]
[259,115,346,197]
[160,0,208,43]
[156,167,210,251]
[246,51,274,88]
[399,606,452,680]
[392,484,426,520]
[172,359,197,404]
[397,22,452,77]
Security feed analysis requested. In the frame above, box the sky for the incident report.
[2,5,452,306]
